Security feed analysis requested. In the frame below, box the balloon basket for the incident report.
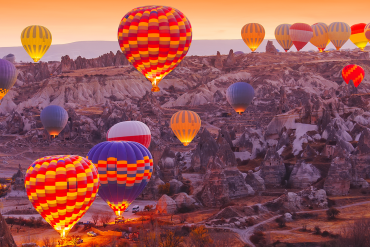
[182,142,190,146]
[151,86,160,92]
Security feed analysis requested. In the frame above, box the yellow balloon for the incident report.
[275,24,293,52]
[241,23,265,52]
[21,25,52,62]
[310,23,329,52]
[170,110,201,146]
[328,22,351,51]
[350,23,369,51]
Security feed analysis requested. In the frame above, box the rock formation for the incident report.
[156,194,177,214]
[288,160,321,189]
[0,213,17,247]
[266,40,278,55]
[191,128,219,173]
[260,147,286,187]
[245,170,265,191]
[323,153,351,196]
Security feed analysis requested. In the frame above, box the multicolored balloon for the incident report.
[241,23,265,52]
[310,23,330,52]
[40,105,68,137]
[275,24,293,52]
[289,23,313,51]
[365,23,370,42]
[107,121,151,148]
[170,110,201,146]
[342,64,365,87]
[25,155,99,238]
[350,23,369,51]
[226,82,255,115]
[117,6,192,92]
[21,25,52,62]
[0,59,17,103]
[87,141,153,216]
[328,22,351,51]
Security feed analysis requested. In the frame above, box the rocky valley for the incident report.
[1,43,370,247]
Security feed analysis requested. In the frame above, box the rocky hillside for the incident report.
[1,44,370,207]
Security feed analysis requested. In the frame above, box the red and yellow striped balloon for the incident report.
[25,155,99,238]
[350,23,368,51]
[117,6,192,92]
[365,23,370,42]
[342,64,365,88]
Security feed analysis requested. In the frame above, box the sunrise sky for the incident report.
[0,0,369,47]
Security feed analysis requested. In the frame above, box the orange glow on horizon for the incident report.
[0,0,369,47]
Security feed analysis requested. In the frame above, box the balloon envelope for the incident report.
[170,110,201,146]
[25,155,99,238]
[0,59,17,102]
[107,121,151,148]
[241,23,265,52]
[40,105,68,137]
[275,24,293,52]
[21,25,52,62]
[289,23,313,51]
[118,6,192,92]
[328,22,351,51]
[350,23,368,51]
[226,82,255,115]
[342,64,365,88]
[310,23,329,52]
[365,23,370,41]
[87,141,153,216]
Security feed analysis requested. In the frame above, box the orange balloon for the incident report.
[170,110,201,146]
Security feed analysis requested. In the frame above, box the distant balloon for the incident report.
[328,22,351,51]
[275,24,293,52]
[117,6,192,92]
[241,23,265,52]
[226,82,255,115]
[2,54,15,64]
[107,121,151,148]
[289,23,313,51]
[87,141,153,217]
[365,23,370,42]
[25,155,99,238]
[40,105,68,137]
[21,25,52,62]
[170,110,201,146]
[350,23,369,51]
[310,23,330,52]
[0,59,17,103]
[342,64,365,87]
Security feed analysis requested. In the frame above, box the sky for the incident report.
[0,0,369,47]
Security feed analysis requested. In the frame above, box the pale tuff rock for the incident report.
[156,194,177,214]
[266,41,278,55]
[323,154,351,196]
[233,128,266,160]
[169,179,184,194]
[158,147,182,183]
[245,170,265,191]
[172,192,197,209]
[191,128,219,173]
[289,160,321,189]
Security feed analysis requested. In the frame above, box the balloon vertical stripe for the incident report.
[275,24,293,52]
[241,23,265,52]
[0,59,17,102]
[328,22,351,50]
[170,110,201,146]
[21,25,52,62]
[310,23,329,52]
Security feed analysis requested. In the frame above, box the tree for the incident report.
[158,183,170,195]
[326,207,340,220]
[92,212,100,225]
[275,216,286,228]
[160,231,183,247]
[179,214,188,224]
[144,205,154,211]
[100,211,113,227]
[189,226,213,247]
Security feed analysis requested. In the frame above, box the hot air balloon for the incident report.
[289,23,313,51]
[310,23,330,52]
[226,82,255,115]
[350,23,369,51]
[107,121,151,148]
[25,155,99,238]
[328,22,351,51]
[365,23,370,42]
[170,110,201,146]
[342,64,365,87]
[117,6,192,92]
[241,23,265,52]
[0,59,17,103]
[40,105,68,137]
[275,24,293,52]
[87,141,153,216]
[21,25,52,63]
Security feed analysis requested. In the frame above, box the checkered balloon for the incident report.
[117,6,192,92]
[25,155,99,238]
